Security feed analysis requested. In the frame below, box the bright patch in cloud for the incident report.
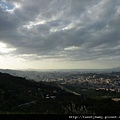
[64,46,81,51]
[23,20,46,29]
[0,42,16,53]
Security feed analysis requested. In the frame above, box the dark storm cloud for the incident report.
[0,0,120,61]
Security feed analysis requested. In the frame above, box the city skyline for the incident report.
[0,0,120,70]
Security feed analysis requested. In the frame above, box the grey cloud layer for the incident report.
[0,0,120,61]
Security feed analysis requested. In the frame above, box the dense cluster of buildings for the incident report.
[39,72,120,93]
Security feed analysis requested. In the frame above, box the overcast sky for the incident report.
[0,0,120,70]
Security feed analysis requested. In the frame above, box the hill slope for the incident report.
[0,72,77,114]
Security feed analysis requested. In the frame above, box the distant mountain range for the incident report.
[111,67,120,71]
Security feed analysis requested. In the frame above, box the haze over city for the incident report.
[0,0,120,70]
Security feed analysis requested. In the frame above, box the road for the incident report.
[58,84,81,96]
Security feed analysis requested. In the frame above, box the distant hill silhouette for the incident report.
[111,67,120,72]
